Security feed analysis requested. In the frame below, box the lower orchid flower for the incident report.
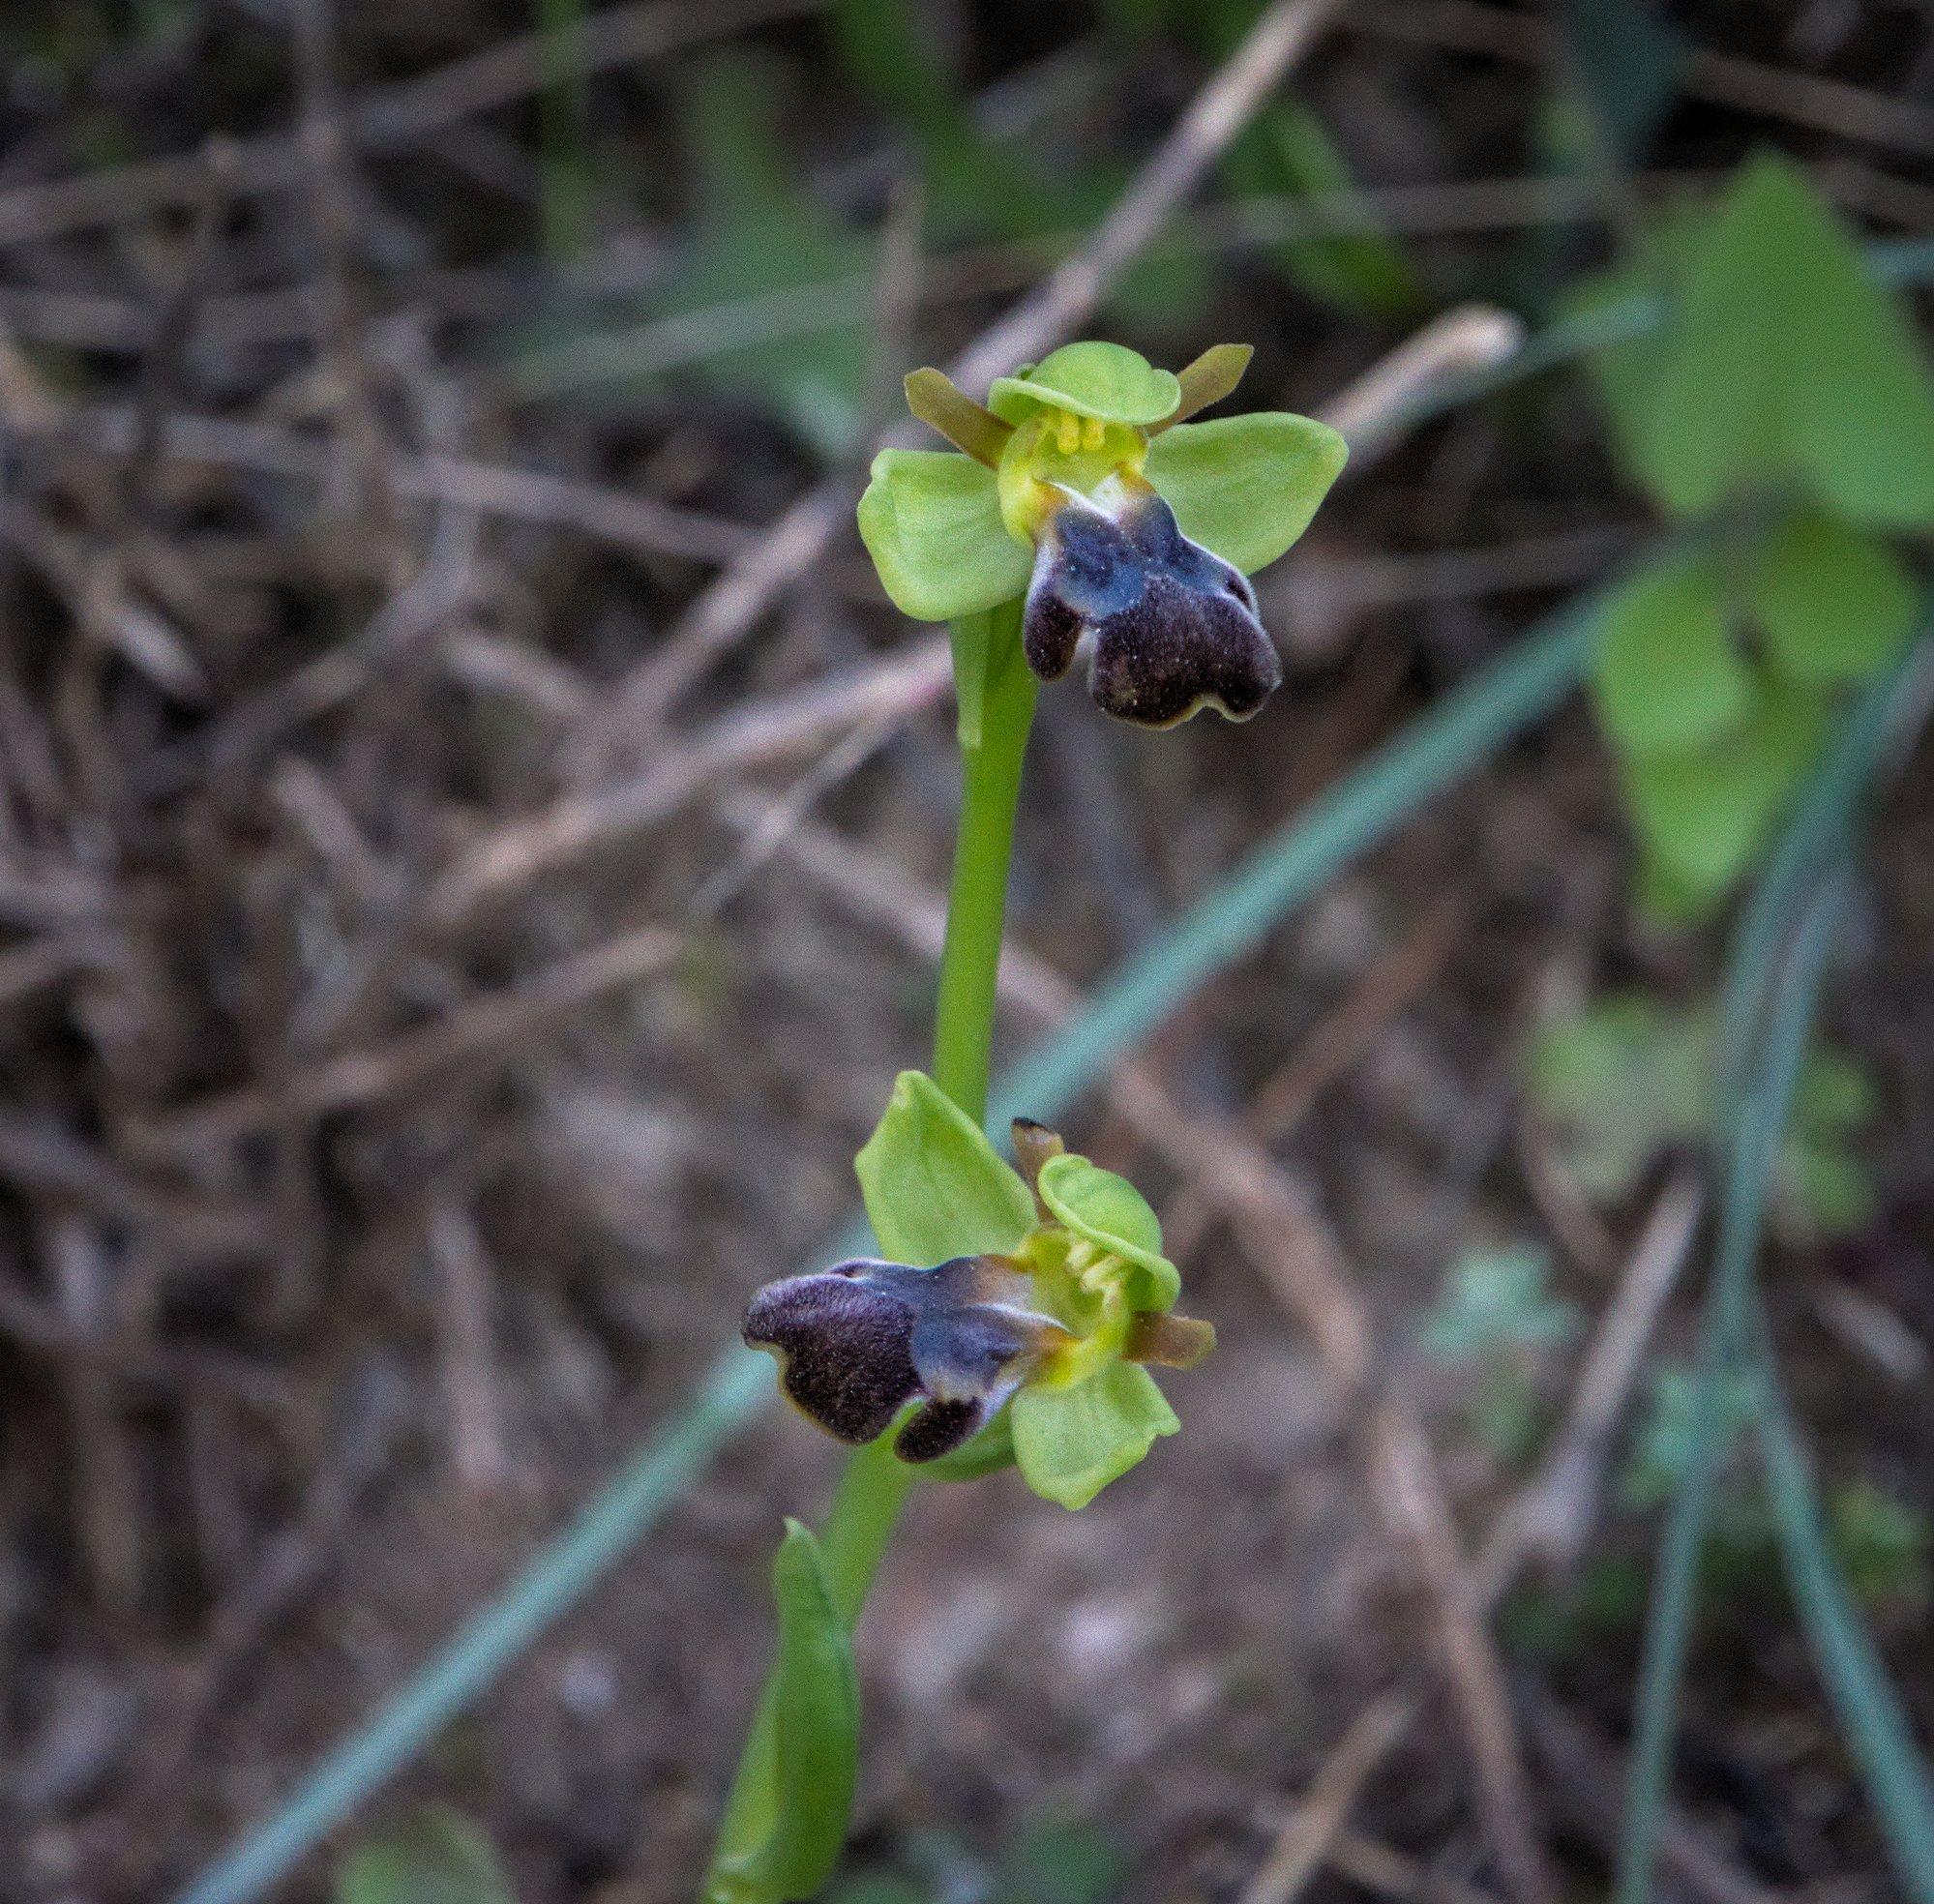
[744,1079,1213,1509]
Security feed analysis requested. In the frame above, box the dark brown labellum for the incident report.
[1021,487,1281,729]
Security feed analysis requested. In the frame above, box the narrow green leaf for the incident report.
[336,1808,514,1904]
[1011,1362,1178,1510]
[1592,553,1749,756]
[1749,514,1916,685]
[853,1071,1035,1267]
[856,451,1029,622]
[1144,412,1347,575]
[716,1521,860,1902]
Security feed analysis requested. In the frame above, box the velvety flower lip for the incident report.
[1022,481,1282,729]
[743,1254,1061,1462]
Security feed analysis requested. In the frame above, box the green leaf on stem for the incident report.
[1591,552,1748,756]
[714,1521,859,1902]
[1011,1362,1179,1510]
[988,342,1180,428]
[1035,1152,1179,1313]
[1748,513,1917,686]
[1144,412,1347,574]
[854,1071,1035,1266]
[857,451,1029,622]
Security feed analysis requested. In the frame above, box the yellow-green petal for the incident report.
[1145,412,1347,574]
[988,342,1181,429]
[857,450,1032,622]
[1036,1151,1179,1313]
[1011,1362,1178,1510]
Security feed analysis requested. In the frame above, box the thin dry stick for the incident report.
[564,0,1352,770]
[0,0,819,248]
[1352,0,1934,161]
[144,925,680,1154]
[1240,1695,1416,1904]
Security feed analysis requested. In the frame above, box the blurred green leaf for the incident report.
[1619,1363,1759,1511]
[1749,513,1918,686]
[1830,1482,1933,1613]
[1591,552,1749,757]
[1640,155,1934,524]
[1420,1245,1580,1360]
[854,1071,1035,1267]
[1623,670,1825,905]
[1558,0,1684,160]
[1527,994,1877,1236]
[992,1822,1132,1904]
[335,1808,515,1904]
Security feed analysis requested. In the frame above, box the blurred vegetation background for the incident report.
[1,2,1933,1901]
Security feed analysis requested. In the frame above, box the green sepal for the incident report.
[1591,552,1749,757]
[711,1521,859,1902]
[1010,1362,1179,1510]
[1144,412,1347,575]
[856,450,1029,622]
[988,342,1181,428]
[1035,1151,1179,1313]
[917,1405,1018,1481]
[1747,513,1917,686]
[854,1070,1035,1266]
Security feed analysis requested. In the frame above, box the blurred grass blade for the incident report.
[1616,631,1934,1904]
[1758,1373,1934,1897]
[1614,877,1844,1904]
[175,579,1624,1904]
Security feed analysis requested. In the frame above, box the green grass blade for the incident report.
[1615,877,1844,1904]
[174,582,1623,1904]
[1617,632,1932,1904]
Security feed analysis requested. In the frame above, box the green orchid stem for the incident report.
[704,599,1036,1900]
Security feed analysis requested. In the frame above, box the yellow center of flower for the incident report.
[996,406,1149,547]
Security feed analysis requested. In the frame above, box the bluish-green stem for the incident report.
[705,600,1037,1896]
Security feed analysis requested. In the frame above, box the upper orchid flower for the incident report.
[857,341,1346,728]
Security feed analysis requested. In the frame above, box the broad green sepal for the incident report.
[1591,553,1749,757]
[989,342,1181,429]
[854,1071,1035,1266]
[918,1406,1017,1481]
[711,1521,859,1903]
[1144,412,1347,574]
[1036,1152,1179,1313]
[1010,1362,1179,1509]
[856,450,1029,621]
[1747,513,1916,686]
